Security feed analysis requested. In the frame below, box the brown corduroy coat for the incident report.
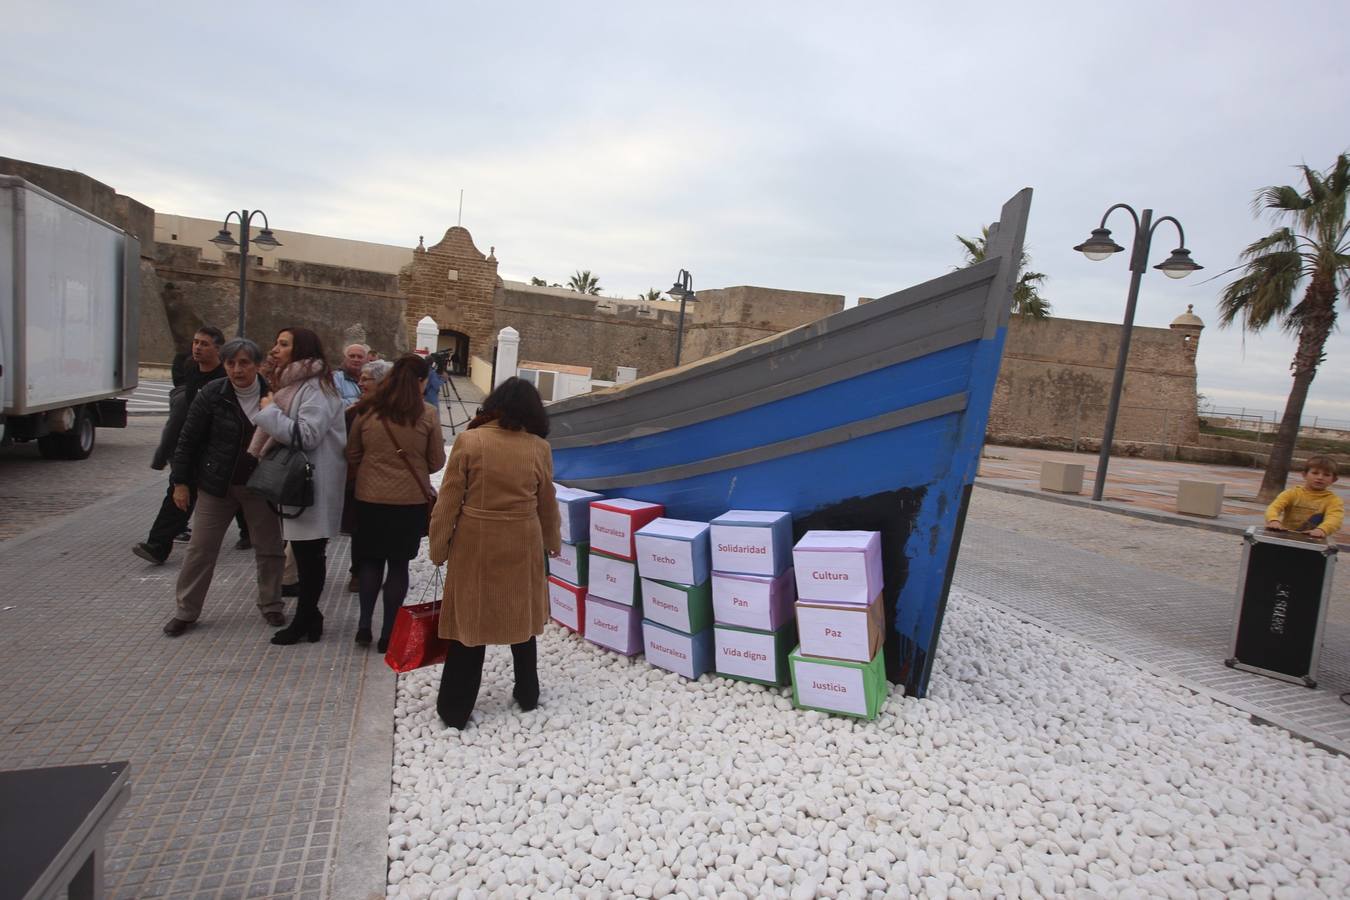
[429,422,562,646]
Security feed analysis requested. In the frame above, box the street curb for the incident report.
[329,652,396,900]
[975,480,1350,551]
[975,480,1251,537]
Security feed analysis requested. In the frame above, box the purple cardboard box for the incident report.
[584,595,643,656]
[711,568,796,631]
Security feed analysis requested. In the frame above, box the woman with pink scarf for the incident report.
[252,327,348,645]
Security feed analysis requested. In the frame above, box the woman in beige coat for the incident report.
[429,377,561,728]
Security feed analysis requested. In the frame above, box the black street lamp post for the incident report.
[667,268,694,366]
[1073,204,1202,501]
[209,210,281,339]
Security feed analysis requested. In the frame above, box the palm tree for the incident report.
[1219,153,1350,503]
[567,270,602,295]
[529,276,548,286]
[638,288,663,302]
[957,227,1051,318]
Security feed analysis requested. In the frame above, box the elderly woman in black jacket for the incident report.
[161,338,287,636]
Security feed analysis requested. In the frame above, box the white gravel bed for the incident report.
[389,565,1349,899]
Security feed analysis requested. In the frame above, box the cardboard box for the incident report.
[795,594,884,663]
[710,510,794,576]
[790,646,889,719]
[588,551,641,606]
[713,622,797,686]
[641,576,713,635]
[792,530,884,605]
[548,541,589,587]
[556,485,603,544]
[643,620,714,680]
[711,569,796,631]
[548,576,585,633]
[589,498,665,560]
[635,518,711,586]
[585,595,643,656]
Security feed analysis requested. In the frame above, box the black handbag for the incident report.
[246,419,315,518]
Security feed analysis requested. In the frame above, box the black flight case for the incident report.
[1225,526,1338,688]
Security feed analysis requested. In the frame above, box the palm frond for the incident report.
[1218,248,1303,330]
[1239,227,1299,262]
[1254,185,1309,218]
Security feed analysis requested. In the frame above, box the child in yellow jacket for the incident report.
[1265,455,1343,540]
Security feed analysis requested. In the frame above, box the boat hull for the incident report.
[547,189,1031,697]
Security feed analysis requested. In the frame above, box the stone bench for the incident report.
[1040,460,1085,494]
[1177,480,1225,517]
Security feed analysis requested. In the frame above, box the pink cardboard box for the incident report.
[589,498,665,560]
[584,595,643,656]
[548,576,585,633]
[711,569,796,631]
[792,530,884,605]
[795,593,885,663]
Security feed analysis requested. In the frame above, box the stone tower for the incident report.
[398,227,499,364]
[1169,304,1205,362]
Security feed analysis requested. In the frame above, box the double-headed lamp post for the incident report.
[668,268,695,366]
[209,210,281,339]
[1073,204,1203,501]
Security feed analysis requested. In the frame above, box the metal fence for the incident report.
[1199,404,1350,442]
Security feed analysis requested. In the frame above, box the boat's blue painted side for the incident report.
[552,335,994,697]
[552,343,976,480]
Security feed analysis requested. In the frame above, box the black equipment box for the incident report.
[1226,526,1337,687]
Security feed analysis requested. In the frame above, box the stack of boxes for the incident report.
[547,486,600,634]
[709,511,798,687]
[584,498,663,656]
[789,531,889,719]
[636,519,714,679]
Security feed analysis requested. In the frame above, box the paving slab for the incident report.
[0,480,393,899]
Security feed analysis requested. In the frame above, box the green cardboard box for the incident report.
[548,541,589,587]
[713,622,797,686]
[789,645,888,719]
[641,576,713,634]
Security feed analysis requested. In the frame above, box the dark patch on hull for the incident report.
[793,486,926,690]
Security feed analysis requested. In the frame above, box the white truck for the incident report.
[0,176,139,459]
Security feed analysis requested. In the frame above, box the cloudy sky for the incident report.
[7,1,1349,422]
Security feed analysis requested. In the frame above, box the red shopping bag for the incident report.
[385,568,450,673]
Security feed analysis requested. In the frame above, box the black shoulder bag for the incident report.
[246,419,315,518]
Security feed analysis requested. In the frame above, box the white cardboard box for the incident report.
[588,552,640,606]
[555,485,602,544]
[792,656,868,716]
[795,595,884,663]
[548,576,585,633]
[634,518,711,586]
[642,620,714,680]
[792,530,884,605]
[711,569,796,631]
[589,498,665,560]
[547,541,588,587]
[709,510,794,576]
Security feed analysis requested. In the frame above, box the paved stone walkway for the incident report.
[978,444,1349,547]
[953,499,1350,755]
[0,481,393,899]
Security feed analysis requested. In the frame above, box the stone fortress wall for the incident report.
[5,156,1202,448]
[991,313,1204,448]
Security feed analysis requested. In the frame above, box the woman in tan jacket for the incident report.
[346,355,446,650]
[429,377,561,729]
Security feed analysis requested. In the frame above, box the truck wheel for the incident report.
[37,407,96,460]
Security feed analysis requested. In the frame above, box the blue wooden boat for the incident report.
[548,189,1032,698]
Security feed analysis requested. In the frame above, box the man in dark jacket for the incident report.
[135,327,227,564]
[162,338,286,635]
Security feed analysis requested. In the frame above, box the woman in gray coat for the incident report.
[252,327,348,645]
